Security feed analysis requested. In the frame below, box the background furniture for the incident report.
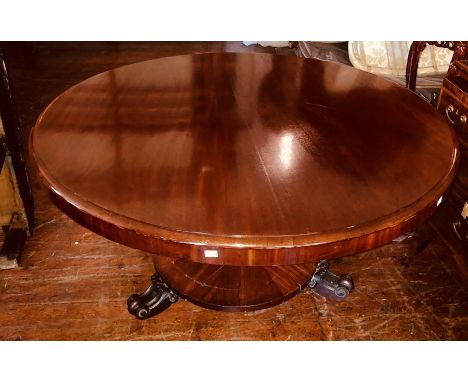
[0,48,34,269]
[405,42,468,281]
[429,59,468,280]
[348,41,454,90]
[406,41,468,92]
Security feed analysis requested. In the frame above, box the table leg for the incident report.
[127,273,178,320]
[127,256,357,319]
[151,255,316,312]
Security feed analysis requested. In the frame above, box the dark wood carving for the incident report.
[127,273,178,319]
[308,260,354,300]
[30,53,460,313]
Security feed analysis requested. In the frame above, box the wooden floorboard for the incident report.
[0,42,466,340]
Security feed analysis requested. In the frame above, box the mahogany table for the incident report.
[30,53,460,319]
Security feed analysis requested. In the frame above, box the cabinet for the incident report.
[0,49,34,269]
[430,60,468,280]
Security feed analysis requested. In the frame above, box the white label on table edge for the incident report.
[204,249,219,258]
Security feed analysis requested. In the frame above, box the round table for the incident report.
[30,52,460,318]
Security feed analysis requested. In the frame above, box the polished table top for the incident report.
[31,53,460,265]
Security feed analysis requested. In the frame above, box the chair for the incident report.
[406,41,468,92]
[348,41,455,93]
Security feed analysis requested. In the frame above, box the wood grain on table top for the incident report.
[30,52,459,262]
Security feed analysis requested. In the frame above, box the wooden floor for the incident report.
[0,42,467,340]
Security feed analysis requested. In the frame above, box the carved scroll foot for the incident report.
[127,273,178,319]
[308,260,354,301]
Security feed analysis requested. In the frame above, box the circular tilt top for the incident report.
[31,53,459,266]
